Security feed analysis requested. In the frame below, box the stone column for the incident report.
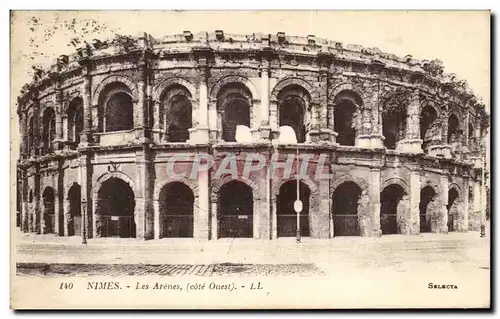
[79,154,92,239]
[369,87,384,148]
[135,146,154,240]
[437,175,449,233]
[79,61,92,147]
[153,200,160,239]
[470,179,481,230]
[63,199,70,236]
[21,169,29,232]
[258,58,272,141]
[54,161,64,236]
[20,111,28,157]
[34,165,41,234]
[152,100,162,143]
[312,179,331,238]
[195,165,210,240]
[32,98,40,156]
[210,198,218,240]
[134,59,148,141]
[53,84,64,150]
[396,90,423,153]
[368,168,382,237]
[410,170,421,234]
[459,179,469,232]
[190,65,210,144]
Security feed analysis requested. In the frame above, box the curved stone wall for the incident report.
[16,31,489,240]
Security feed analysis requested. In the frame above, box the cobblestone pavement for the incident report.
[16,262,325,277]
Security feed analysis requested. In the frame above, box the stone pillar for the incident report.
[79,61,92,147]
[134,57,149,142]
[258,58,272,141]
[437,175,449,233]
[20,111,28,157]
[54,161,64,236]
[53,84,64,150]
[397,90,423,153]
[32,97,40,156]
[410,170,421,235]
[135,146,154,240]
[21,169,29,232]
[152,100,162,143]
[153,200,161,239]
[470,179,481,230]
[368,168,382,237]
[63,199,70,236]
[195,165,210,240]
[369,87,384,148]
[190,65,210,144]
[458,179,469,232]
[312,179,331,238]
[33,165,41,234]
[79,154,92,239]
[210,198,218,240]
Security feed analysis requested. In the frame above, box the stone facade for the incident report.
[16,31,489,240]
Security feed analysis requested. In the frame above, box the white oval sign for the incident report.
[293,200,303,213]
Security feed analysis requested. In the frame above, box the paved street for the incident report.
[14,227,490,277]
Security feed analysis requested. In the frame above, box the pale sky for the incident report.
[10,10,490,159]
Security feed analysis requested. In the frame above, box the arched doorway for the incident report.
[159,182,194,238]
[67,183,81,236]
[447,188,459,232]
[382,92,407,150]
[277,180,311,237]
[217,83,253,142]
[42,187,55,234]
[380,184,406,235]
[334,91,361,146]
[96,178,136,238]
[160,85,192,142]
[277,85,309,143]
[218,181,253,238]
[332,182,362,236]
[419,186,436,233]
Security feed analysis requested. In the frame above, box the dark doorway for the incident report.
[42,187,55,234]
[218,181,253,238]
[277,181,311,237]
[447,188,459,232]
[97,178,136,238]
[67,183,81,236]
[332,182,362,236]
[380,184,405,235]
[419,186,436,233]
[159,182,194,238]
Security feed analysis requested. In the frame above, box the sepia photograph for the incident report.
[9,10,491,309]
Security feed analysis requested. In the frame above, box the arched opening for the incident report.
[334,91,360,146]
[278,85,309,143]
[447,188,459,232]
[419,186,436,233]
[159,182,194,238]
[42,187,55,234]
[67,98,84,148]
[41,108,55,154]
[96,178,136,238]
[380,184,406,235]
[382,97,407,150]
[218,181,253,238]
[67,183,81,236]
[332,182,362,236]
[217,83,252,142]
[447,114,460,144]
[277,181,311,237]
[100,83,134,132]
[420,105,438,153]
[468,123,474,140]
[161,85,192,142]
